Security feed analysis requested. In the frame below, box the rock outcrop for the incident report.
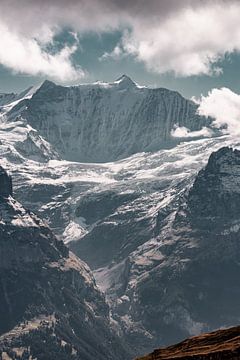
[187,147,240,223]
[136,326,240,359]
[0,166,12,197]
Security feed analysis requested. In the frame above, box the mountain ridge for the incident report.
[136,325,240,359]
[4,75,211,163]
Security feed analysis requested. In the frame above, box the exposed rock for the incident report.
[187,147,240,222]
[0,166,12,197]
[70,146,240,355]
[136,326,240,359]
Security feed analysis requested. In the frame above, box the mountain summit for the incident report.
[114,74,137,88]
[6,77,209,162]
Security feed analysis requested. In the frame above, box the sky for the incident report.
[1,0,240,99]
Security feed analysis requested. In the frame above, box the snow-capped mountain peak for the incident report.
[113,74,138,89]
[3,76,211,163]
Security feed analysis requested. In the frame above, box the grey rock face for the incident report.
[132,146,240,346]
[0,166,12,197]
[8,77,210,162]
[70,188,156,269]
[187,147,240,222]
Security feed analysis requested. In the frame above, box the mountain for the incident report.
[70,146,240,354]
[1,78,240,357]
[0,166,131,360]
[136,325,240,359]
[6,76,210,162]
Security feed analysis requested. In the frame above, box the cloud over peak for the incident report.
[198,87,240,136]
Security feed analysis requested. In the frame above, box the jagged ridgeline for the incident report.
[0,167,131,360]
[7,76,210,162]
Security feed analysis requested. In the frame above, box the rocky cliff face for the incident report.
[7,76,209,162]
[0,166,12,197]
[187,147,240,223]
[0,167,131,360]
[136,325,240,359]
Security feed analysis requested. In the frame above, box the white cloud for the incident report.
[0,21,84,81]
[99,45,124,61]
[119,2,240,76]
[198,87,240,136]
[2,1,240,79]
[171,125,213,138]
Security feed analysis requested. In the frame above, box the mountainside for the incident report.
[0,92,16,107]
[70,146,240,353]
[6,76,209,162]
[136,326,240,359]
[0,166,131,360]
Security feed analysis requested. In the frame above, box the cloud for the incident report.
[99,45,124,61]
[1,0,240,79]
[171,125,213,139]
[118,1,240,76]
[0,22,84,81]
[198,87,240,136]
[99,0,240,77]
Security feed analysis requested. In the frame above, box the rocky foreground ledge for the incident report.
[136,326,240,359]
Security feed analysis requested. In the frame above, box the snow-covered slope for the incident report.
[6,76,210,162]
